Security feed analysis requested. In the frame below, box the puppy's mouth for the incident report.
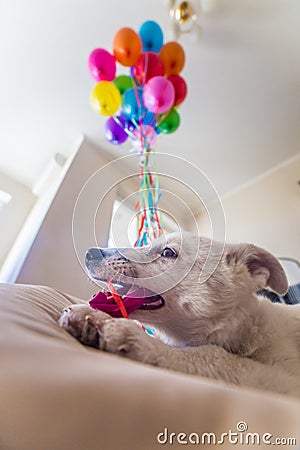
[89,282,165,317]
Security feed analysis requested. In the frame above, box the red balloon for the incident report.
[133,52,164,85]
[168,74,187,106]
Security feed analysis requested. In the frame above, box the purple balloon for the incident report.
[88,48,116,82]
[119,111,136,132]
[143,76,175,114]
[104,116,128,145]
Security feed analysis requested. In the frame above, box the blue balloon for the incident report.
[144,110,156,127]
[139,20,164,53]
[122,88,146,122]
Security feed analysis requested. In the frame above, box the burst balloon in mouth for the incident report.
[89,290,144,318]
[89,281,163,339]
[89,281,165,318]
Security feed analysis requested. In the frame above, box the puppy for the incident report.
[59,233,300,397]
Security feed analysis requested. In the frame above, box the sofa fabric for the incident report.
[0,283,299,450]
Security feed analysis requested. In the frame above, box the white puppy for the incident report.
[59,233,300,397]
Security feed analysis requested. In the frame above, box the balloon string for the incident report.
[135,144,164,247]
[155,111,169,127]
[143,52,149,87]
[107,281,128,319]
[129,63,164,248]
[130,67,144,140]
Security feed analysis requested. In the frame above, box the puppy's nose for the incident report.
[85,248,103,262]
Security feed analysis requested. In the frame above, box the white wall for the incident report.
[0,171,37,266]
[197,154,300,260]
[13,137,198,298]
[13,138,300,298]
[16,140,118,299]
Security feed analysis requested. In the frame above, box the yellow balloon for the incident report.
[90,81,121,116]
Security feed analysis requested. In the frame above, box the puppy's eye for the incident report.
[161,247,177,258]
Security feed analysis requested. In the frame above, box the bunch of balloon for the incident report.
[88,21,187,247]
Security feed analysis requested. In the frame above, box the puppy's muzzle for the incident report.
[85,248,129,265]
[85,248,104,263]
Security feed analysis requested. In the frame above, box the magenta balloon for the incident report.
[143,76,175,114]
[88,48,116,82]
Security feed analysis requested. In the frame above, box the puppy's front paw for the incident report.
[58,304,110,348]
[101,319,158,364]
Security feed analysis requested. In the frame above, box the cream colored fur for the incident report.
[59,233,300,398]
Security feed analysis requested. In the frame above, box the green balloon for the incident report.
[157,108,180,134]
[113,75,133,95]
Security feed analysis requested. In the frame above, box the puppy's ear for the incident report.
[226,244,288,295]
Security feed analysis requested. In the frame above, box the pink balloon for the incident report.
[88,48,116,82]
[143,76,175,114]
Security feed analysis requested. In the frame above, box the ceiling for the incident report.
[0,0,299,198]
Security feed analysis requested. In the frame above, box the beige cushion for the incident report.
[0,283,299,450]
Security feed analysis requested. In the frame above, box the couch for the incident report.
[0,283,299,450]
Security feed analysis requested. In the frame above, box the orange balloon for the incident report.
[113,27,142,67]
[159,42,185,76]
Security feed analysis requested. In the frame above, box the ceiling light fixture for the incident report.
[168,0,217,41]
